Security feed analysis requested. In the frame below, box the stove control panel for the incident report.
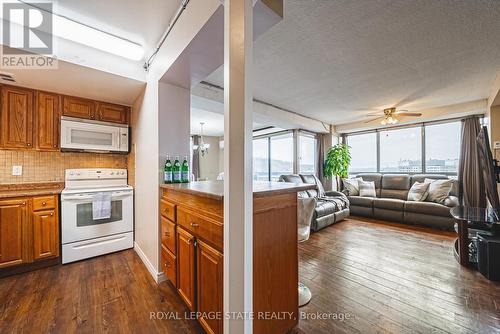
[65,169,127,181]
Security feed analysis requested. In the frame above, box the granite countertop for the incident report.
[160,180,315,200]
[0,182,65,198]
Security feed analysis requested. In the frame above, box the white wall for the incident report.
[132,0,221,281]
[198,136,222,180]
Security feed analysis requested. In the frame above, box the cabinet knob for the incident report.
[22,202,26,205]
[191,223,199,228]
[165,262,170,268]
[50,212,54,216]
[27,143,31,147]
[53,145,57,148]
[42,202,46,206]
[164,231,170,237]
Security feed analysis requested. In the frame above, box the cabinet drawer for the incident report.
[33,195,56,211]
[161,216,176,254]
[161,245,177,287]
[160,199,176,221]
[177,208,223,250]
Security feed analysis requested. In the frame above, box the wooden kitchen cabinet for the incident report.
[0,194,60,275]
[35,91,60,150]
[0,198,29,269]
[32,209,59,261]
[0,86,34,149]
[97,102,129,124]
[176,226,196,311]
[197,240,223,334]
[62,96,96,119]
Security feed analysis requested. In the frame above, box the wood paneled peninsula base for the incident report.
[159,181,315,334]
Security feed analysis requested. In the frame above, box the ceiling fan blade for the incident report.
[366,112,383,116]
[396,112,422,117]
[364,116,384,123]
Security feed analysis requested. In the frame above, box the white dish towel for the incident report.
[92,192,112,220]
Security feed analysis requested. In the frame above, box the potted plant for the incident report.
[324,143,351,189]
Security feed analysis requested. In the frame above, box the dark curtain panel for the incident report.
[192,135,200,181]
[458,117,486,207]
[317,134,325,180]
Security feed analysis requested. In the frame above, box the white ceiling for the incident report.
[205,0,500,125]
[54,0,181,63]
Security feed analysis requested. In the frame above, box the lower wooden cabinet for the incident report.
[32,209,59,261]
[0,195,59,271]
[176,227,196,311]
[197,240,223,334]
[0,198,29,268]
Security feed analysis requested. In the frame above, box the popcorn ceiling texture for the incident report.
[0,150,127,184]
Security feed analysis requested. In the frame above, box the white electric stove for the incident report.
[61,168,134,264]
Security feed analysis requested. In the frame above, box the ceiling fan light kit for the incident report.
[365,107,422,125]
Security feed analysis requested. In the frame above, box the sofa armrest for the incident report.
[443,195,459,207]
[325,190,349,202]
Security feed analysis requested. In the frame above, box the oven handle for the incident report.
[62,191,132,201]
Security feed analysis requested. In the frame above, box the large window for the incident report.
[425,122,461,173]
[380,127,422,173]
[348,133,377,174]
[253,138,269,181]
[346,120,463,175]
[270,133,294,181]
[298,134,317,173]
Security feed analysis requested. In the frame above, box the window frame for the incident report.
[252,129,319,181]
[344,117,471,177]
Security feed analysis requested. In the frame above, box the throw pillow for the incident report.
[358,180,376,197]
[407,181,430,201]
[424,178,453,203]
[342,177,362,196]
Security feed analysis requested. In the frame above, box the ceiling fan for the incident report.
[364,107,422,125]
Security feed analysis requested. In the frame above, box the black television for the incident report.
[476,126,500,212]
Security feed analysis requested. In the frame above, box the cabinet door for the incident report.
[197,240,223,334]
[62,96,96,119]
[35,92,60,150]
[0,199,29,268]
[1,86,33,149]
[176,227,196,311]
[97,103,129,124]
[161,216,176,254]
[32,209,59,261]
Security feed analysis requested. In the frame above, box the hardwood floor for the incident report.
[0,249,202,334]
[1,217,499,333]
[297,217,500,334]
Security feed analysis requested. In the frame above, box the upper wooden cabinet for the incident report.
[97,102,129,124]
[35,92,60,150]
[0,198,29,269]
[1,86,34,149]
[62,96,96,120]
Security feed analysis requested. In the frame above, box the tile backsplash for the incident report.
[0,150,128,184]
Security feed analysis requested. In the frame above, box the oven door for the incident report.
[62,190,133,244]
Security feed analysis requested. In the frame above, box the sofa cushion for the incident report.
[342,178,362,196]
[404,201,452,217]
[425,178,453,203]
[411,174,458,197]
[373,198,405,210]
[314,200,337,218]
[355,173,382,189]
[359,180,376,197]
[279,174,304,184]
[300,174,316,185]
[380,189,409,200]
[407,181,430,201]
[382,174,410,190]
[348,196,374,207]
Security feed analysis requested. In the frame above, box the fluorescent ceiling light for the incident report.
[2,0,144,61]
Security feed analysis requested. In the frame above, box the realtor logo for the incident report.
[2,2,57,69]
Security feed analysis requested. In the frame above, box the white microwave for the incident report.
[60,116,129,153]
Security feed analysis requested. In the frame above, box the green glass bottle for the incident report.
[181,156,190,183]
[173,155,181,183]
[163,155,172,184]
